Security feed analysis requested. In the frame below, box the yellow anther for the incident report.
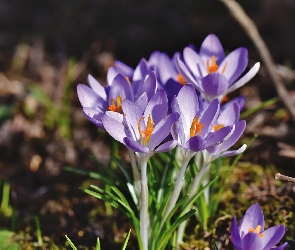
[176,74,187,85]
[125,76,131,84]
[207,55,219,74]
[213,124,224,131]
[108,95,123,113]
[249,225,264,239]
[138,115,154,145]
[190,117,204,137]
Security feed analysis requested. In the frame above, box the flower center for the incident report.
[190,117,204,137]
[108,95,123,113]
[176,74,187,85]
[138,115,154,145]
[213,124,224,131]
[249,225,264,239]
[207,55,228,74]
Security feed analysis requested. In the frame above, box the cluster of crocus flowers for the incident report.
[77,34,265,250]
[231,203,287,250]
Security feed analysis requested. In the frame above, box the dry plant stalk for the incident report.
[275,173,295,183]
[220,0,295,122]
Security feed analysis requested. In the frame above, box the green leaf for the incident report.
[65,235,77,250]
[0,230,19,250]
[212,239,219,250]
[96,237,101,250]
[121,229,131,250]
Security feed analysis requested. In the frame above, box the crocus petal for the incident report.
[239,203,265,236]
[155,140,178,152]
[175,55,200,90]
[144,89,168,125]
[217,102,240,126]
[241,231,264,250]
[175,84,200,137]
[261,225,285,250]
[205,126,232,147]
[122,99,142,140]
[273,242,288,250]
[87,75,107,100]
[230,217,242,249]
[148,112,179,150]
[106,66,119,85]
[226,62,260,93]
[200,98,220,137]
[136,72,157,101]
[212,144,247,161]
[201,73,228,98]
[133,58,150,81]
[114,60,134,77]
[183,47,207,79]
[102,114,129,143]
[219,120,246,152]
[83,107,104,129]
[123,137,150,153]
[185,135,207,152]
[77,84,106,110]
[220,47,248,86]
[135,92,148,114]
[109,74,134,102]
[199,34,225,65]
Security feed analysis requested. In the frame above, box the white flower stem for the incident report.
[128,149,141,197]
[176,162,210,248]
[139,157,149,250]
[160,154,192,230]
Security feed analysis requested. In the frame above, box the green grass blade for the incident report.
[121,229,131,250]
[96,237,101,250]
[65,235,77,250]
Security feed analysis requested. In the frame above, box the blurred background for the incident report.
[0,0,295,248]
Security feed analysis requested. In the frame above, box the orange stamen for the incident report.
[190,117,204,137]
[207,55,219,74]
[176,74,187,85]
[249,225,264,239]
[138,115,154,145]
[213,124,224,131]
[221,62,228,74]
[108,95,123,113]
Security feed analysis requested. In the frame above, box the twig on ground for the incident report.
[219,0,295,121]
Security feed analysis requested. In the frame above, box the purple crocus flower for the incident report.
[171,83,233,156]
[102,89,179,158]
[204,101,247,163]
[231,203,288,250]
[175,34,260,101]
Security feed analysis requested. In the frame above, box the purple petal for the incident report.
[77,84,106,110]
[107,66,119,85]
[135,92,148,114]
[175,84,200,136]
[261,225,285,250]
[148,112,179,150]
[183,47,207,79]
[122,99,142,140]
[205,126,232,147]
[133,58,150,81]
[185,135,207,152]
[227,62,260,93]
[83,107,104,129]
[114,60,134,77]
[155,140,178,152]
[220,47,248,86]
[273,242,288,250]
[217,101,240,126]
[175,54,200,88]
[219,120,246,152]
[239,203,265,237]
[136,72,157,101]
[199,34,225,65]
[200,99,220,136]
[108,74,134,102]
[216,144,247,158]
[144,89,168,125]
[87,75,107,100]
[123,137,150,153]
[230,217,242,249]
[102,114,129,143]
[201,73,228,98]
[241,232,264,249]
